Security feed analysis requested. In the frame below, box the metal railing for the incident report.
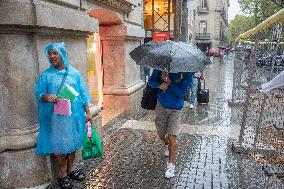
[195,32,210,40]
[197,6,209,13]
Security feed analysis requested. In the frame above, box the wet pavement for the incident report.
[47,56,284,189]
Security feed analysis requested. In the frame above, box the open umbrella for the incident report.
[129,40,210,73]
[209,48,216,55]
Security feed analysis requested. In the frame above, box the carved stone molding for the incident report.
[104,80,145,96]
[90,105,102,116]
[91,0,135,13]
[0,125,39,153]
[0,0,98,33]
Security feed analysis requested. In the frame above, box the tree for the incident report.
[228,15,255,45]
[238,0,283,25]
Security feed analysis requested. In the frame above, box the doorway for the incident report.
[88,8,129,125]
[87,33,103,108]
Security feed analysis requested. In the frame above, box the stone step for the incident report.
[121,120,240,139]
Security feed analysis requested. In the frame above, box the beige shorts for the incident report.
[155,102,182,136]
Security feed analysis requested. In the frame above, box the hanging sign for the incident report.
[153,32,170,41]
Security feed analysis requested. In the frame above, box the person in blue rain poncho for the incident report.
[35,42,92,189]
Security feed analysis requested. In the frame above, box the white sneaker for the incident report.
[164,144,169,157]
[189,104,194,109]
[165,163,175,179]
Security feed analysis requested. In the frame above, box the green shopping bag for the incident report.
[82,122,103,160]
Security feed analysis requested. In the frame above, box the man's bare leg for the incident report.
[168,134,176,164]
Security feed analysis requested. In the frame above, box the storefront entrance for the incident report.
[88,8,144,125]
[87,33,103,108]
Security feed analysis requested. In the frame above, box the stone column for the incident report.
[0,0,99,187]
[99,24,145,118]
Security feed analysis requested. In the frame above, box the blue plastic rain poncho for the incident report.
[35,42,92,156]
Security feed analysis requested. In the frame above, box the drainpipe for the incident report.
[174,0,182,41]
[181,0,188,42]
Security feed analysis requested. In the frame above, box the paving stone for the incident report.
[263,164,284,177]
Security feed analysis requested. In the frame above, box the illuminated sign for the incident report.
[153,32,170,41]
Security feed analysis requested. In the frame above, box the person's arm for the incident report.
[35,73,58,103]
[149,70,169,91]
[84,105,92,123]
[78,74,92,107]
[77,73,93,122]
[167,73,192,98]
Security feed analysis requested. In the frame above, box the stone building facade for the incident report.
[0,0,144,188]
[187,0,229,51]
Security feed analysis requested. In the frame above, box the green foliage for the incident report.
[238,0,283,24]
[228,1,283,44]
[228,15,255,45]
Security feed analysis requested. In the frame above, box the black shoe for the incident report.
[58,176,73,189]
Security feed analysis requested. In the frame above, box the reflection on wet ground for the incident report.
[48,57,284,189]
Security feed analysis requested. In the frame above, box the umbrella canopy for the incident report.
[209,48,216,54]
[129,40,210,73]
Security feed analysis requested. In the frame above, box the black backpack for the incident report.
[141,71,162,110]
[141,71,187,110]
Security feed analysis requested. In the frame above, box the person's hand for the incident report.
[86,112,92,123]
[159,82,169,91]
[42,94,58,103]
[84,106,92,123]
[165,78,171,84]
[200,72,205,80]
[161,75,171,84]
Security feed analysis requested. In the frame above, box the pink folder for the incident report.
[54,99,71,116]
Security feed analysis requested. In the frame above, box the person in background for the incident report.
[185,71,204,109]
[205,47,210,56]
[149,69,192,179]
[220,49,225,64]
[35,42,92,189]
[225,48,230,59]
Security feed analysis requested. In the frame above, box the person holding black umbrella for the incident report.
[148,69,192,179]
[129,41,209,178]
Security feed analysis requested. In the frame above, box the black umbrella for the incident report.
[129,40,210,73]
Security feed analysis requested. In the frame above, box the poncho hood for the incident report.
[44,42,70,70]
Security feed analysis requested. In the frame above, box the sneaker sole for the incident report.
[165,175,175,179]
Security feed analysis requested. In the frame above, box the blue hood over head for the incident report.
[44,42,70,70]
